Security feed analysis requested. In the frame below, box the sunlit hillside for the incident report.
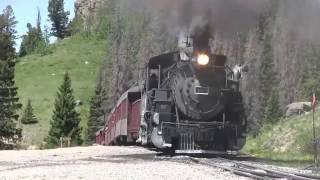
[16,35,106,147]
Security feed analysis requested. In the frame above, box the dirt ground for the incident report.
[0,145,250,180]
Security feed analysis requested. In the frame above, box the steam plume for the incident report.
[131,0,271,38]
[129,0,320,44]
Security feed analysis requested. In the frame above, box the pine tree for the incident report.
[48,0,70,39]
[0,6,17,61]
[21,100,38,124]
[19,10,46,57]
[0,6,22,149]
[19,23,41,56]
[258,19,281,127]
[264,89,282,124]
[36,8,42,34]
[0,60,22,149]
[298,43,320,99]
[259,33,276,107]
[45,73,82,148]
[86,80,107,144]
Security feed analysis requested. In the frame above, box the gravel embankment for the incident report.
[0,146,249,180]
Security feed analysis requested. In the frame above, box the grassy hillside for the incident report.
[243,110,320,165]
[16,35,107,147]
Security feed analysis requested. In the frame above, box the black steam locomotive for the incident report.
[137,35,247,153]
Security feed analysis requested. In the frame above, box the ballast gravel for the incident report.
[0,146,250,180]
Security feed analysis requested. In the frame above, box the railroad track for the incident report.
[190,157,320,180]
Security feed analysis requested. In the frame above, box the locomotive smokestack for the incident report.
[191,23,212,54]
[178,22,213,60]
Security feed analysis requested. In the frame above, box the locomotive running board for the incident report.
[175,150,239,155]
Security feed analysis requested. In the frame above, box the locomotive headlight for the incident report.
[197,54,210,66]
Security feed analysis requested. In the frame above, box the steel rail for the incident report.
[236,162,317,180]
[191,157,320,180]
[189,158,268,180]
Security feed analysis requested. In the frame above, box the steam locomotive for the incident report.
[96,32,247,153]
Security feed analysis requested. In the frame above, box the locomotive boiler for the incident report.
[137,33,247,153]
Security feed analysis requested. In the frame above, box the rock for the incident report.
[27,145,39,150]
[75,0,105,24]
[286,102,312,117]
[75,100,83,106]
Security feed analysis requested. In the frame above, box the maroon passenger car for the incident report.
[97,86,141,145]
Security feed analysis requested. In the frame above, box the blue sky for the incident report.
[0,0,75,50]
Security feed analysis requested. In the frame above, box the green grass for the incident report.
[243,111,320,166]
[16,35,107,147]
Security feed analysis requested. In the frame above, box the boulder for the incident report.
[286,102,312,117]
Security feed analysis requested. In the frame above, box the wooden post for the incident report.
[67,137,71,147]
[60,136,63,148]
[312,92,318,167]
[313,108,318,167]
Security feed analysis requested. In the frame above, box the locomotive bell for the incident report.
[178,32,194,61]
